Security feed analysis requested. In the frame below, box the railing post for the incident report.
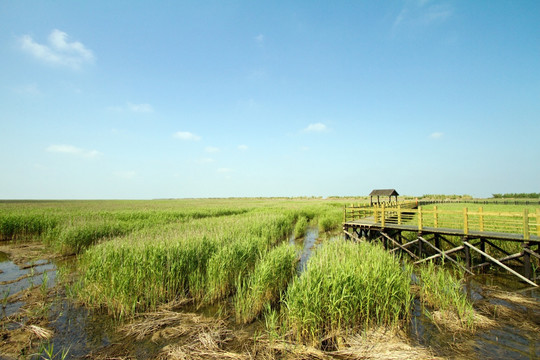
[381,203,386,228]
[398,204,402,225]
[523,209,530,240]
[537,209,540,237]
[418,207,423,231]
[463,208,469,235]
[479,207,484,232]
[434,206,438,228]
[373,205,378,223]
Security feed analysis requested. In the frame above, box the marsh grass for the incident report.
[418,261,476,331]
[234,243,297,324]
[293,216,308,238]
[283,240,413,347]
[0,214,58,241]
[76,210,303,318]
[205,238,263,303]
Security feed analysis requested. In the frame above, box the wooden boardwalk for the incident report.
[343,202,540,286]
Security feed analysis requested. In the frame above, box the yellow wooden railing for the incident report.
[345,204,540,240]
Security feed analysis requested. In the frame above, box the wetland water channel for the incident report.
[1,233,539,359]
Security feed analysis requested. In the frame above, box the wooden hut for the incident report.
[369,189,399,206]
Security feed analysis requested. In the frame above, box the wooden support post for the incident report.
[464,241,538,287]
[463,208,469,235]
[380,232,418,260]
[374,206,378,224]
[523,209,530,240]
[480,239,486,270]
[434,234,440,251]
[464,237,471,271]
[523,242,532,280]
[479,207,484,232]
[418,233,423,258]
[398,204,402,225]
[416,237,473,275]
[434,206,438,228]
[381,203,386,228]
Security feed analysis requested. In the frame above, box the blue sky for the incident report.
[1,1,539,199]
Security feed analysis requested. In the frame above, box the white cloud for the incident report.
[19,29,94,69]
[173,131,201,141]
[46,144,102,158]
[303,123,328,133]
[217,168,232,173]
[238,145,248,151]
[127,102,154,113]
[255,34,264,44]
[429,132,443,139]
[205,146,220,153]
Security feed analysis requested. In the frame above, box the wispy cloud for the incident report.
[127,102,154,113]
[19,29,94,69]
[205,146,220,153]
[255,34,264,45]
[107,102,154,113]
[238,145,248,151]
[46,144,102,158]
[429,132,444,139]
[14,83,41,96]
[173,131,201,141]
[217,168,233,173]
[393,1,453,30]
[303,123,328,133]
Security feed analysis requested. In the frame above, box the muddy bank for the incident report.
[1,239,539,359]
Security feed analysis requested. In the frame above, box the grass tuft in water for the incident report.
[282,239,412,347]
[418,261,476,331]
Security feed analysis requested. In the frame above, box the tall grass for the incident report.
[234,243,297,324]
[205,237,263,303]
[293,216,308,238]
[283,240,412,347]
[0,214,58,240]
[75,210,301,318]
[418,261,476,330]
[77,235,217,317]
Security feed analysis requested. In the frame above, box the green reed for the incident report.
[294,216,309,238]
[418,261,476,330]
[283,240,412,347]
[234,243,297,324]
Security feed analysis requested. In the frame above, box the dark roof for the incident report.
[369,189,399,196]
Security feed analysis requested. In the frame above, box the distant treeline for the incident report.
[420,194,473,200]
[492,193,540,199]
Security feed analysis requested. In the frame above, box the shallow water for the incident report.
[0,251,57,318]
[289,226,320,272]
[409,273,540,359]
[2,241,539,359]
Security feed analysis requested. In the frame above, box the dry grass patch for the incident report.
[268,328,439,360]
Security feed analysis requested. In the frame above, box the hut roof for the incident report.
[369,189,399,196]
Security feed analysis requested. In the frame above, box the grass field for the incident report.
[0,197,508,349]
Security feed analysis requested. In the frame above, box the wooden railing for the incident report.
[344,204,540,240]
